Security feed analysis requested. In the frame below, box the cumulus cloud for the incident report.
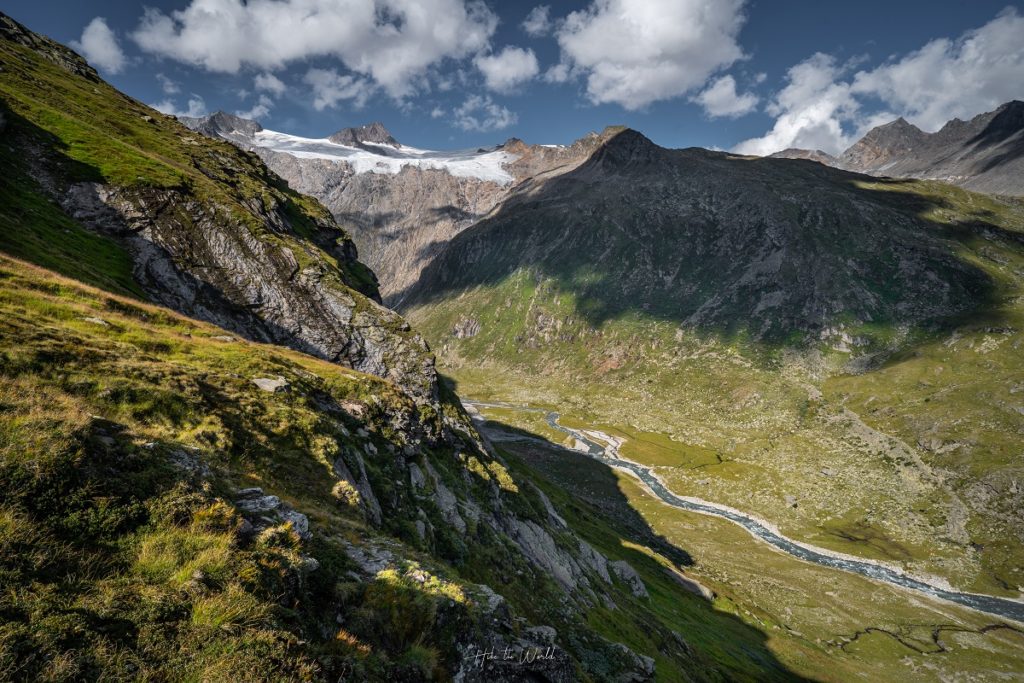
[430,106,445,118]
[131,0,497,99]
[237,94,275,120]
[736,8,1024,155]
[734,54,859,155]
[71,17,127,74]
[693,75,758,118]
[156,73,180,94]
[254,72,287,97]
[475,46,539,93]
[849,8,1024,130]
[554,0,747,110]
[522,5,552,36]
[303,68,374,110]
[453,95,517,131]
[151,96,207,118]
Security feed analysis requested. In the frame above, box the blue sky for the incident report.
[5,1,1023,152]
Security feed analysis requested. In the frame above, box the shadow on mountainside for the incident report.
[473,412,817,681]
[395,130,1022,351]
[965,102,1024,174]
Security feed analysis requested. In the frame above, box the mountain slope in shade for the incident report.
[406,129,992,342]
[774,102,1024,196]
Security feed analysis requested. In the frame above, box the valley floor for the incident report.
[466,396,1024,682]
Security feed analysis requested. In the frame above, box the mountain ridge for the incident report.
[774,101,1024,195]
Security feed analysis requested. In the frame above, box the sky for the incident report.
[4,1,1024,153]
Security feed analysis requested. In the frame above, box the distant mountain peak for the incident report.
[587,127,660,167]
[177,110,262,139]
[831,101,1024,195]
[328,121,400,148]
[768,148,837,165]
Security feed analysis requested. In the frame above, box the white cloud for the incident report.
[733,54,861,155]
[303,68,374,110]
[522,5,552,36]
[151,96,207,118]
[71,17,127,74]
[694,75,758,118]
[544,62,572,84]
[237,94,274,120]
[430,106,445,118]
[475,46,539,93]
[453,95,517,132]
[554,0,747,110]
[736,9,1024,155]
[254,72,287,97]
[131,0,497,99]
[156,73,180,94]
[850,8,1024,131]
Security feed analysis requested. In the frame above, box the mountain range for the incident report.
[771,101,1024,196]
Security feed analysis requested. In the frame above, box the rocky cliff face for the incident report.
[0,13,447,404]
[774,102,1024,196]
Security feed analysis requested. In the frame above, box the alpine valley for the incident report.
[2,9,1024,683]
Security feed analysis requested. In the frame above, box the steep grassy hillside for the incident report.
[405,133,1024,598]
[0,254,820,681]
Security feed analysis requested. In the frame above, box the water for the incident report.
[468,401,1024,624]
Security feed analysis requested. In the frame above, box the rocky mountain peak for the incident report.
[585,127,660,169]
[179,110,263,138]
[983,99,1024,134]
[328,121,400,148]
[837,115,927,170]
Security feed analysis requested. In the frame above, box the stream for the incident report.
[466,400,1024,624]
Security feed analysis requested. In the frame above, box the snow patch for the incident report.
[251,130,517,184]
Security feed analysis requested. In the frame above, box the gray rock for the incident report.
[425,460,466,533]
[408,461,426,492]
[251,376,290,393]
[333,450,382,525]
[531,483,567,528]
[453,317,481,338]
[609,560,648,599]
[59,180,441,407]
[234,487,311,539]
[578,540,612,584]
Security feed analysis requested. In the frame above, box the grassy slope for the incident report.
[0,33,378,301]
[0,255,821,681]
[409,178,1024,599]
[0,254,461,680]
